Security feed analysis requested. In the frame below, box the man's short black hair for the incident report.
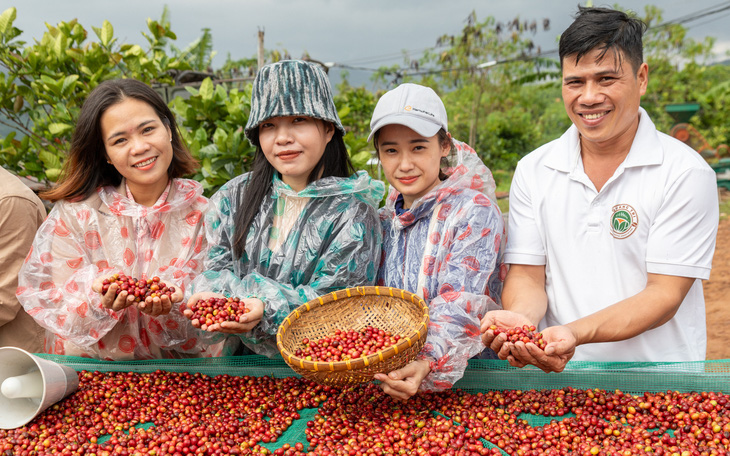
[559,6,647,73]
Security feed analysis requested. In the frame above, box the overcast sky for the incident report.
[10,0,730,88]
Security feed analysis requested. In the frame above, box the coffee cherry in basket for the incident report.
[490,324,546,349]
[295,326,403,362]
[187,296,250,327]
[100,274,175,303]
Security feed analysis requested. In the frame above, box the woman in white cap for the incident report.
[187,60,384,356]
[371,83,506,399]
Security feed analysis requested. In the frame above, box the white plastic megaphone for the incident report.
[0,346,79,429]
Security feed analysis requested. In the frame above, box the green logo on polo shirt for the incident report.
[609,204,638,239]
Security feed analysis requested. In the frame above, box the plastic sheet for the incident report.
[191,171,384,356]
[17,179,222,360]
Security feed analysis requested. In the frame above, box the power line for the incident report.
[690,9,730,28]
[328,2,730,78]
[652,1,730,28]
[340,46,447,66]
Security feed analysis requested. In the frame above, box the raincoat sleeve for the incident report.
[192,183,382,356]
[418,197,505,392]
[147,209,217,354]
[17,202,122,348]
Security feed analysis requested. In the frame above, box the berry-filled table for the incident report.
[3,355,730,455]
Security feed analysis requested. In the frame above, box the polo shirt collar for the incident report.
[544,107,663,174]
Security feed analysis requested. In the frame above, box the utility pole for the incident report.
[257,28,265,70]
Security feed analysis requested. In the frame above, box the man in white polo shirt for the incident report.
[480,6,718,371]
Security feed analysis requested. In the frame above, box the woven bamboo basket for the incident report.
[276,286,429,388]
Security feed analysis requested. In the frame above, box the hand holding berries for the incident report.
[507,324,577,373]
[480,309,537,358]
[93,273,181,317]
[185,292,264,333]
[185,295,251,330]
[490,324,547,349]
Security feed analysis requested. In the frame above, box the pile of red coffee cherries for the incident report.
[100,274,174,302]
[3,368,730,455]
[295,326,403,362]
[489,324,547,350]
[187,296,250,327]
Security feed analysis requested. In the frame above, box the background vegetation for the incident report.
[0,5,728,203]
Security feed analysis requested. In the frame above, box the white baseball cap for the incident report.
[367,83,448,142]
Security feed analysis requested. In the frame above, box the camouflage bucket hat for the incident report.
[244,60,345,145]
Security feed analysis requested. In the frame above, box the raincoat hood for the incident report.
[98,178,204,218]
[272,170,384,207]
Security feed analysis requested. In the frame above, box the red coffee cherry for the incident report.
[490,324,547,349]
[100,273,175,303]
[295,326,404,362]
[187,296,250,328]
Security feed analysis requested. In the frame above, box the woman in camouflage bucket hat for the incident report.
[187,60,385,356]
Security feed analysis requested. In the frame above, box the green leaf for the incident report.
[214,83,227,101]
[0,7,17,35]
[338,105,351,120]
[202,157,213,174]
[23,161,42,172]
[100,20,113,47]
[198,144,218,157]
[199,78,214,101]
[48,123,73,135]
[53,32,68,59]
[61,75,79,95]
[213,127,228,149]
[39,150,62,169]
[45,168,62,182]
[124,44,144,56]
[193,128,208,143]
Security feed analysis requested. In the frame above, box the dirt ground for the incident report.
[705,190,730,359]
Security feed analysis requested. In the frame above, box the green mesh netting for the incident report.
[35,354,730,395]
[30,355,730,451]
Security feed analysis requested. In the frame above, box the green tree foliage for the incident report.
[171,27,216,73]
[639,5,730,156]
[1,4,727,199]
[371,6,730,171]
[0,6,187,184]
[170,78,255,195]
[373,11,566,172]
[334,75,379,171]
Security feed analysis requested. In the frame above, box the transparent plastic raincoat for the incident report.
[17,179,222,360]
[190,170,384,356]
[377,140,506,391]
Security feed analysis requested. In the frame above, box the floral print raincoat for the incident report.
[191,170,384,356]
[17,179,221,360]
[377,140,506,391]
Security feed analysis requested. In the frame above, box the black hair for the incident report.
[232,123,355,259]
[559,6,647,73]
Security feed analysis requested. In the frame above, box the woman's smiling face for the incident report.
[101,97,173,204]
[257,116,335,192]
[376,124,450,209]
